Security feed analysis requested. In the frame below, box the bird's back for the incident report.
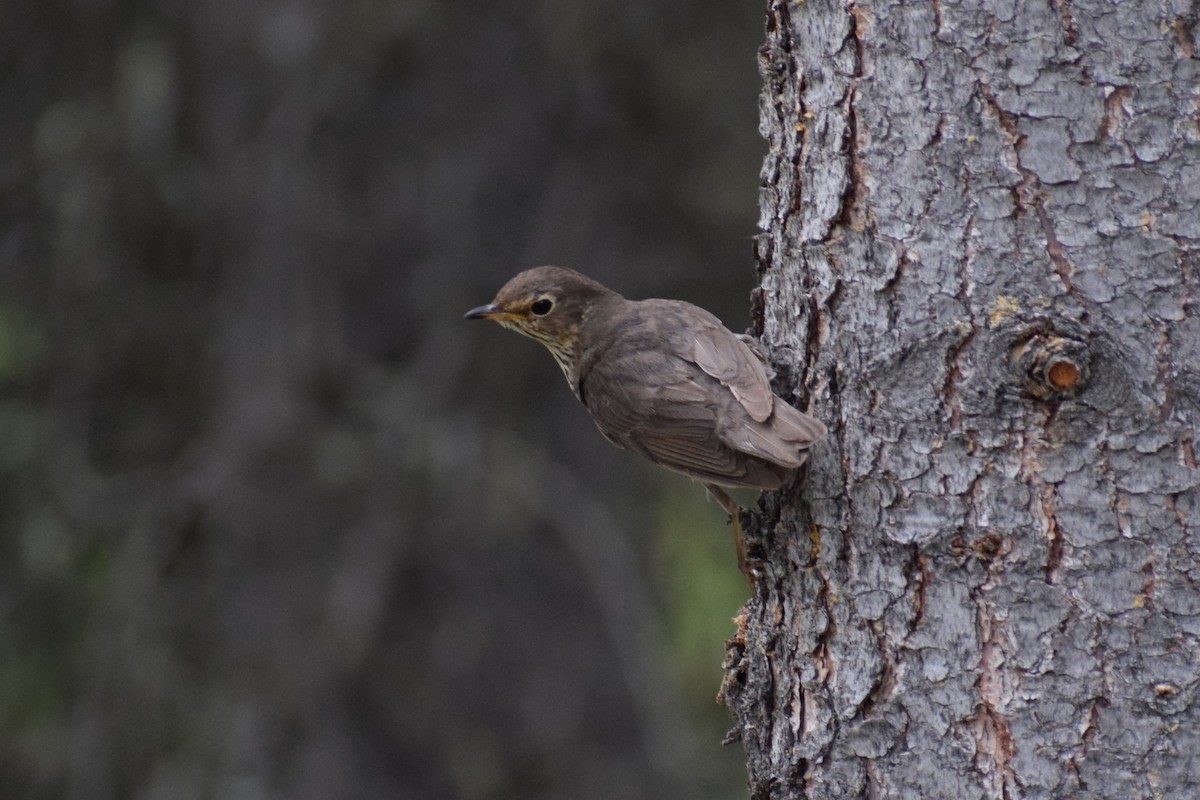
[576,297,825,490]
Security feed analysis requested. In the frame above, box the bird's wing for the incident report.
[582,350,815,488]
[685,310,824,463]
[691,324,775,423]
[583,352,779,485]
[579,299,825,488]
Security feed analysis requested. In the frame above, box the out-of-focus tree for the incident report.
[1,2,766,798]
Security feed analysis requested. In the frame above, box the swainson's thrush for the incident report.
[466,266,826,575]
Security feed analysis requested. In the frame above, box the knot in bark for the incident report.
[1011,331,1091,400]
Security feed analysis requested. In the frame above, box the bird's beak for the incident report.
[464,303,521,321]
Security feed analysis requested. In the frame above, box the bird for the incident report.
[465,265,826,577]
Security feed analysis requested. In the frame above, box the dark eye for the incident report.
[531,298,553,316]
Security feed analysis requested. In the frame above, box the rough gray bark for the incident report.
[721,1,1200,798]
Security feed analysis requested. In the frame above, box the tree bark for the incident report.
[721,1,1200,798]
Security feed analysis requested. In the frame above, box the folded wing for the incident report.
[581,304,826,489]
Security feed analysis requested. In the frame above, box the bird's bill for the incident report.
[464,303,521,321]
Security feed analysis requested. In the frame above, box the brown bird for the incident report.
[466,266,826,575]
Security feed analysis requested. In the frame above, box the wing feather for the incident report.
[692,327,774,422]
[579,298,826,489]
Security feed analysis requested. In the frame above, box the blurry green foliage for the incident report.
[654,477,746,732]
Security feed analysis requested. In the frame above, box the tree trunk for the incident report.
[721,1,1200,798]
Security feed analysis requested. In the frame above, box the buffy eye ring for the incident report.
[531,298,553,316]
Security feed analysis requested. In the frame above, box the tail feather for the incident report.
[724,396,827,469]
[771,397,827,450]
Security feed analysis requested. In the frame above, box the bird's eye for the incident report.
[531,298,553,316]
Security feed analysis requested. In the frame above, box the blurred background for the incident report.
[1,1,767,797]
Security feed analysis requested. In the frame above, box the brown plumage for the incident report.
[466,266,826,573]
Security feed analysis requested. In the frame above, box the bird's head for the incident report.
[465,266,618,370]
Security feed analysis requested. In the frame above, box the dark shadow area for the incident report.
[1,1,764,797]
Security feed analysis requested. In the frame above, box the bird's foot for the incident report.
[704,484,758,586]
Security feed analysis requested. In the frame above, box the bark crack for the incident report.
[856,623,896,721]
[879,251,906,330]
[1016,411,1069,583]
[798,292,824,409]
[945,212,977,431]
[975,74,1077,295]
[1052,0,1078,47]
[1098,85,1133,141]
[972,585,1017,800]
[944,324,976,431]
[1033,201,1075,292]
[1098,451,1132,539]
[812,570,837,684]
[1155,324,1175,422]
[908,548,929,634]
[836,2,868,231]
[1173,16,1196,58]
[833,364,858,583]
[1134,556,1156,610]
[1041,483,1063,583]
[1068,622,1113,790]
